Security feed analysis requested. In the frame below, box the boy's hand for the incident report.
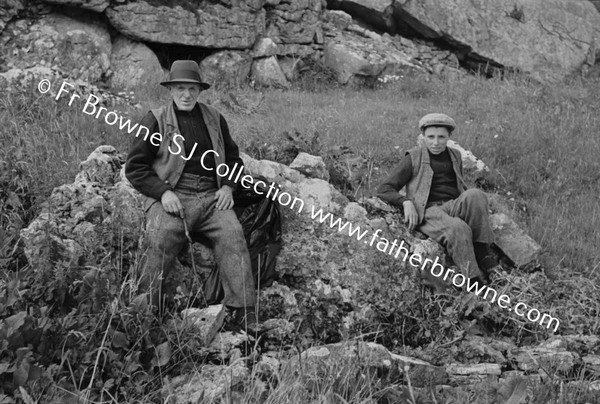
[402,200,419,231]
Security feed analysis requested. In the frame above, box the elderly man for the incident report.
[377,113,497,285]
[125,60,256,327]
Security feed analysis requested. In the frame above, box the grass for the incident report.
[2,69,600,402]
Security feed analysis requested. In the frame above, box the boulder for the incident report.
[181,305,226,346]
[266,0,322,44]
[0,13,111,83]
[105,1,266,49]
[322,9,353,31]
[20,146,143,272]
[417,136,489,174]
[332,0,396,33]
[323,29,421,84]
[583,355,600,377]
[513,344,580,374]
[0,0,24,34]
[278,57,303,81]
[447,139,489,173]
[109,35,163,91]
[291,341,448,387]
[253,37,279,58]
[490,213,542,267]
[446,363,502,385]
[199,50,253,88]
[161,362,249,403]
[392,0,600,82]
[290,152,330,181]
[42,0,109,13]
[251,56,290,88]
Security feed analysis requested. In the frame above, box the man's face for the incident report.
[169,83,201,111]
[422,126,451,155]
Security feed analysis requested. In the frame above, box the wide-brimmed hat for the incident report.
[160,60,210,89]
[418,113,456,132]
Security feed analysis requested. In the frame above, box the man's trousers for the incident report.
[137,174,256,309]
[418,189,494,278]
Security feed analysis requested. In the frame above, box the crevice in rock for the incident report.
[390,6,504,77]
[323,1,506,78]
[146,42,216,70]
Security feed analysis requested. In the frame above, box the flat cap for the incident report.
[418,113,456,132]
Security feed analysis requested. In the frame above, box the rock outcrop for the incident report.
[392,0,600,82]
[0,12,111,83]
[109,35,164,91]
[321,9,461,84]
[0,0,24,34]
[18,144,581,402]
[105,1,266,49]
[43,0,109,13]
[250,55,290,88]
[265,0,323,44]
[328,0,396,33]
[199,50,253,87]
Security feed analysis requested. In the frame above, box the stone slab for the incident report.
[490,213,542,267]
[181,305,226,345]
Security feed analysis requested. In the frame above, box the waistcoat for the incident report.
[406,146,467,224]
[143,101,226,211]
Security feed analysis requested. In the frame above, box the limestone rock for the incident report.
[333,0,396,33]
[447,139,489,173]
[0,0,24,34]
[446,363,502,384]
[1,13,111,83]
[416,136,489,174]
[20,146,144,272]
[251,56,290,88]
[105,1,265,49]
[77,145,123,185]
[583,355,600,376]
[253,37,279,58]
[392,0,600,82]
[109,35,163,91]
[161,362,249,403]
[205,331,250,359]
[292,342,448,387]
[513,345,579,373]
[199,50,253,87]
[290,152,329,181]
[344,202,368,223]
[322,9,353,31]
[323,29,421,84]
[278,57,302,81]
[181,305,226,346]
[490,213,542,267]
[43,0,109,13]
[266,0,322,44]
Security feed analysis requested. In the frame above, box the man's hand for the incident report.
[161,190,184,218]
[402,200,419,231]
[215,185,234,210]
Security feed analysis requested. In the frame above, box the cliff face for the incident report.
[2,0,599,90]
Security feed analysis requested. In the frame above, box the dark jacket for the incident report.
[125,101,242,211]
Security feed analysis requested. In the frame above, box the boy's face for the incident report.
[169,83,202,111]
[422,126,451,155]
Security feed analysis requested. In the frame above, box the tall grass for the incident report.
[2,70,600,402]
[221,73,600,275]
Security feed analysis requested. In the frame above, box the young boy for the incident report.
[377,113,496,285]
